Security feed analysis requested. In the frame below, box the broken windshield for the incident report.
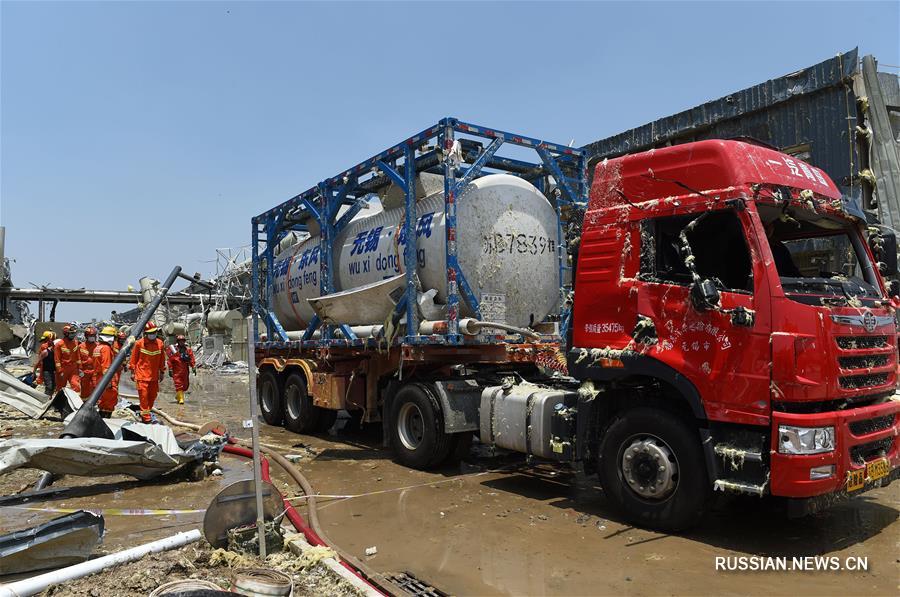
[759,206,882,304]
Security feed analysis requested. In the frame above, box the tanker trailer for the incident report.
[270,173,560,330]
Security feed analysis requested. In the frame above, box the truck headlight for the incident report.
[778,425,835,455]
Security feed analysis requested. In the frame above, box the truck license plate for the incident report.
[866,457,890,483]
[847,468,865,492]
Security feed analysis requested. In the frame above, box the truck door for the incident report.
[635,206,773,426]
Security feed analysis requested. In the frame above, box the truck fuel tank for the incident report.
[480,382,577,460]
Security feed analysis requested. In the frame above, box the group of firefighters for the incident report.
[32,322,197,423]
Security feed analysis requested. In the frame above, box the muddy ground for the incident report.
[2,369,899,596]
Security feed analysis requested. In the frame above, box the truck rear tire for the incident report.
[388,383,452,470]
[598,407,709,532]
[283,373,320,433]
[258,369,284,426]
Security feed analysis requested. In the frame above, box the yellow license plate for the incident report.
[847,468,865,492]
[867,457,890,482]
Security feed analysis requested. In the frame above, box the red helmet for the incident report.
[62,324,74,334]
[176,334,186,341]
[84,326,97,337]
[144,322,159,334]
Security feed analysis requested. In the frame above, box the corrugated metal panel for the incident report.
[584,49,862,208]
[585,49,858,158]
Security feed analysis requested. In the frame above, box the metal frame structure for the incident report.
[251,117,587,351]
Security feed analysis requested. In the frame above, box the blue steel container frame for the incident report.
[250,117,587,349]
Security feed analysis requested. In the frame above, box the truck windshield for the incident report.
[759,206,882,304]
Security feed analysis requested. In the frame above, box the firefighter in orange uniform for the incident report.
[78,326,98,400]
[129,322,166,423]
[113,330,128,389]
[33,331,57,396]
[53,324,81,393]
[167,335,196,405]
[93,326,120,418]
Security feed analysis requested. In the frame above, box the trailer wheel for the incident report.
[258,369,284,426]
[283,373,320,433]
[598,407,709,532]
[388,384,452,470]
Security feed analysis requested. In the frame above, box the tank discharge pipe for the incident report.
[270,325,383,342]
[0,529,202,597]
[419,318,539,339]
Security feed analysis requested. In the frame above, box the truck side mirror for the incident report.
[690,279,720,312]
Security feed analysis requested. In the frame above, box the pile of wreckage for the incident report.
[0,266,380,596]
[0,360,376,596]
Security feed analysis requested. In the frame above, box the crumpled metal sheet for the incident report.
[0,419,226,480]
[308,273,406,325]
[0,368,47,417]
[0,368,82,419]
[0,510,104,575]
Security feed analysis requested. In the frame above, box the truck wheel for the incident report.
[258,369,283,426]
[598,407,709,532]
[283,373,320,433]
[388,384,452,470]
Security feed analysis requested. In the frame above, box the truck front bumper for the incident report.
[785,465,900,517]
[769,398,899,499]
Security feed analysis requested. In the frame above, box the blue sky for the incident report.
[2,1,898,321]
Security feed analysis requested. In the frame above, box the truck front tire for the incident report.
[258,369,284,426]
[598,407,709,532]
[388,383,452,470]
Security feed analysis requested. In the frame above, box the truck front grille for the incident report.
[848,414,895,436]
[839,373,890,390]
[839,355,890,370]
[835,334,894,393]
[850,437,894,465]
[836,335,889,350]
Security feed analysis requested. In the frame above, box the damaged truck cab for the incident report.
[566,140,900,528]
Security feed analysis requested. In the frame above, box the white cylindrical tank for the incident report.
[206,310,243,334]
[270,174,559,330]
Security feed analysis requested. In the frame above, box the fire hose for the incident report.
[152,408,398,596]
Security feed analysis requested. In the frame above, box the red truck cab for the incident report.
[569,139,899,528]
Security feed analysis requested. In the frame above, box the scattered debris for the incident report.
[364,546,377,556]
[227,520,284,556]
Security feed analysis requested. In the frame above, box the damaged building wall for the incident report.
[583,48,900,233]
